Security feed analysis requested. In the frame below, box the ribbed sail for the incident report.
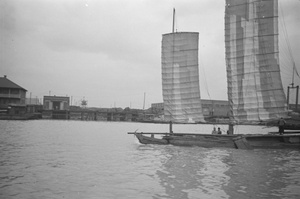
[225,0,288,122]
[162,32,204,123]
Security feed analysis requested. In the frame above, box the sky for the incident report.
[1,0,300,108]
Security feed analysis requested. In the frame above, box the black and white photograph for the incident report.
[1,0,300,198]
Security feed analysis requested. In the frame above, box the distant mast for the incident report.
[143,92,146,110]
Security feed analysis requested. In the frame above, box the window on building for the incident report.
[45,101,50,110]
[11,89,19,94]
[53,101,60,110]
[0,88,9,94]
[64,102,68,110]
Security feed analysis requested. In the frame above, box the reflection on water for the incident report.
[149,145,300,199]
[222,149,300,199]
[0,120,300,199]
[154,146,232,199]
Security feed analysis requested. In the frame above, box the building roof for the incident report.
[0,75,27,91]
[44,96,70,101]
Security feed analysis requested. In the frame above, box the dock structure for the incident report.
[41,108,145,121]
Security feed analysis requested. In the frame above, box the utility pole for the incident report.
[143,92,146,110]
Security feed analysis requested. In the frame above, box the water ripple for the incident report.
[1,120,300,199]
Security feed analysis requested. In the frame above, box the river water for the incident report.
[0,120,300,199]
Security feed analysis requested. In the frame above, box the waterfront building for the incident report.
[0,75,27,106]
[151,102,164,111]
[42,96,70,119]
[43,96,70,110]
[0,75,28,117]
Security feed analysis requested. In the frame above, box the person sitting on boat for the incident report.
[212,127,217,134]
[217,127,222,134]
[278,117,286,135]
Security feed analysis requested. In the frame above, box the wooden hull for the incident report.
[283,125,300,130]
[233,134,300,149]
[132,133,239,148]
[131,132,300,150]
[165,134,238,148]
[134,133,169,145]
[268,130,300,135]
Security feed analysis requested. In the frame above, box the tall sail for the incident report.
[162,32,204,123]
[225,0,288,122]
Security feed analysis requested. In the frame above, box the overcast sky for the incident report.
[1,0,299,108]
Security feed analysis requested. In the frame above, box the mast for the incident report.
[172,8,175,33]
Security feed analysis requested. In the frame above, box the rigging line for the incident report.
[280,63,294,72]
[280,48,293,64]
[281,62,292,72]
[279,3,295,64]
[280,62,294,72]
[279,33,291,52]
[199,48,211,100]
[281,70,293,77]
[279,2,299,82]
[279,37,294,73]
[265,2,286,117]
[279,45,292,66]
